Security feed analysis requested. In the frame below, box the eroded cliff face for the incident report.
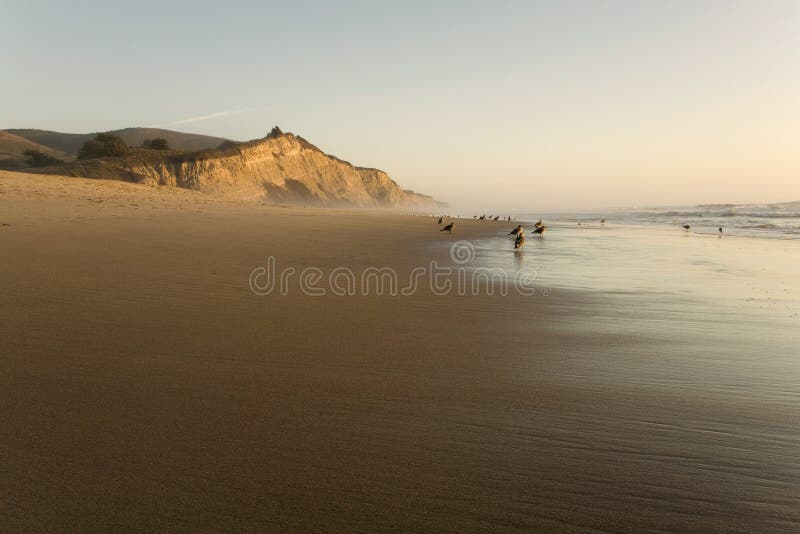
[53,133,439,208]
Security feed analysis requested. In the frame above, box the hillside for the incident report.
[0,131,68,167]
[4,127,229,156]
[25,132,440,208]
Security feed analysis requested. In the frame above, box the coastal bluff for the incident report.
[25,131,440,208]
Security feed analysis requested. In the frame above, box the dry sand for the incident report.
[1,171,798,532]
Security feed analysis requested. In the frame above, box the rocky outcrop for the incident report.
[42,133,440,208]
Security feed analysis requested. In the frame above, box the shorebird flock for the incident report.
[434,214,721,251]
[434,214,572,250]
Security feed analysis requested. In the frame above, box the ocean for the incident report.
[516,201,800,240]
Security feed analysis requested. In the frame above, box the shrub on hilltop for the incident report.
[142,138,170,150]
[78,133,129,159]
[23,149,64,167]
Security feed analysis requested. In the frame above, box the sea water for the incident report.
[466,219,800,321]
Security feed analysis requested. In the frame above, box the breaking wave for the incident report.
[616,201,800,239]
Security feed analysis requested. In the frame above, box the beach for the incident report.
[2,171,799,532]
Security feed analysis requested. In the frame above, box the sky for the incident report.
[2,0,798,211]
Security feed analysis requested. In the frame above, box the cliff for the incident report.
[35,133,440,208]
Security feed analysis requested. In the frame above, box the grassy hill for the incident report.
[0,131,68,168]
[4,128,232,156]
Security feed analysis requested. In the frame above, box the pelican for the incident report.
[532,225,547,237]
[508,225,523,236]
[437,216,443,224]
[441,222,455,233]
[534,219,543,228]
[682,224,691,231]
[514,231,526,249]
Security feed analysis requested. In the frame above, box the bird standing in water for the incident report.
[719,227,723,237]
[533,225,547,237]
[508,225,523,236]
[437,216,443,224]
[514,231,526,249]
[441,222,455,233]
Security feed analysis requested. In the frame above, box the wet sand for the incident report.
[1,171,798,532]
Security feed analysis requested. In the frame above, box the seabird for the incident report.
[507,225,523,236]
[514,231,526,249]
[441,222,456,233]
[437,217,443,224]
[719,227,723,236]
[682,224,691,231]
[493,215,500,221]
[601,218,606,224]
[534,219,543,228]
[532,225,547,237]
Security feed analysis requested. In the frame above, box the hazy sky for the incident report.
[3,0,798,210]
